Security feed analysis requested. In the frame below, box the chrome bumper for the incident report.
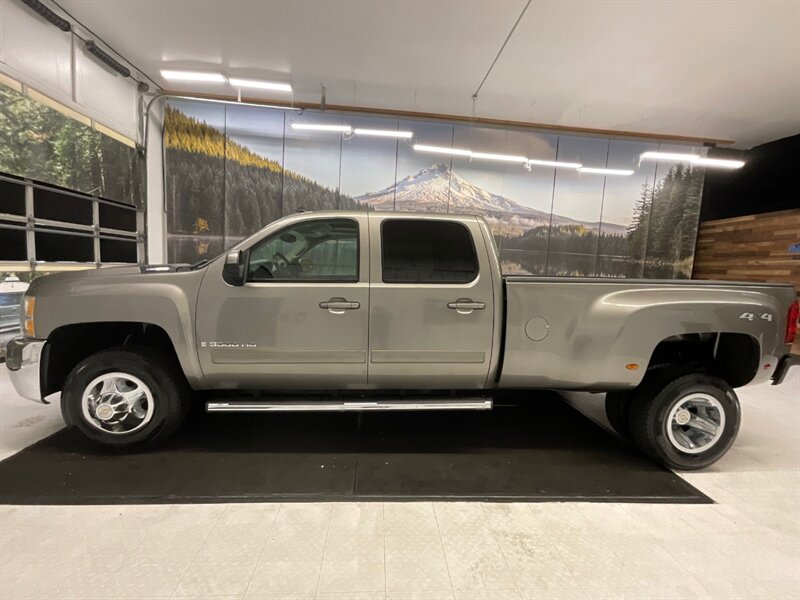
[5,337,46,403]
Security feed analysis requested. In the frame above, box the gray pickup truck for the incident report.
[6,211,799,469]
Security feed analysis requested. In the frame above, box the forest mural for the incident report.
[165,99,706,278]
[0,82,144,207]
[165,105,360,260]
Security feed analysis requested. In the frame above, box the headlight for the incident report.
[22,296,36,337]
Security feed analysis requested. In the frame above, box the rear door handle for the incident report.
[320,297,360,314]
[447,299,486,314]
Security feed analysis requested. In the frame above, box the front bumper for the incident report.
[5,337,46,403]
[771,354,800,385]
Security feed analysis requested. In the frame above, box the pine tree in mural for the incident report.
[626,181,653,277]
[678,166,704,265]
[626,164,704,279]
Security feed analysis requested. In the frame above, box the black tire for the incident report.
[604,392,632,440]
[61,346,191,450]
[627,372,741,471]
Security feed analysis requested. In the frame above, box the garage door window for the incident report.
[0,173,143,267]
[381,219,478,284]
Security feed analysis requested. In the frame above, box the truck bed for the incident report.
[499,276,796,390]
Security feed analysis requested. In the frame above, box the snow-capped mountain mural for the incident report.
[164,100,705,278]
[354,163,626,237]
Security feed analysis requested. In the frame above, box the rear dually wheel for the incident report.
[604,391,632,441]
[627,372,741,471]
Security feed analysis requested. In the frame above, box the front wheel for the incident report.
[61,347,191,450]
[627,372,741,470]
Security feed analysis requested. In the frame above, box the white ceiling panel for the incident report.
[56,0,800,148]
[2,0,73,98]
[75,42,138,137]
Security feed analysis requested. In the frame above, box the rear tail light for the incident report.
[786,300,799,344]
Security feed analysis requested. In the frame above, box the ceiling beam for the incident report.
[162,89,735,146]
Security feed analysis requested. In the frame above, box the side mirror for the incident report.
[222,250,246,286]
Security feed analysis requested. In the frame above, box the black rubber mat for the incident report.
[0,393,711,504]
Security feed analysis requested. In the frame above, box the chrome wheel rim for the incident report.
[666,393,725,454]
[81,372,154,435]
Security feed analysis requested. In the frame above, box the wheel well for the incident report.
[41,322,180,397]
[647,332,760,388]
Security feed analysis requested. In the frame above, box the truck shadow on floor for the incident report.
[0,392,711,504]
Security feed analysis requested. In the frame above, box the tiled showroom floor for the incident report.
[0,366,798,600]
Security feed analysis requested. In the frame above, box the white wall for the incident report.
[0,0,140,141]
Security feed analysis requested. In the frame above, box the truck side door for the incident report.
[367,214,495,389]
[196,215,370,389]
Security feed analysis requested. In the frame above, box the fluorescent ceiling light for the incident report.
[413,144,472,157]
[579,167,634,176]
[692,157,745,169]
[291,123,352,133]
[353,128,413,138]
[639,151,745,169]
[228,78,292,92]
[470,152,528,163]
[526,158,583,169]
[412,144,586,169]
[413,145,560,166]
[160,70,225,83]
[640,151,699,162]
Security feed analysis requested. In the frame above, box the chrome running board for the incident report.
[206,397,492,412]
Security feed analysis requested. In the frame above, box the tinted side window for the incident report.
[382,220,478,284]
[248,218,359,282]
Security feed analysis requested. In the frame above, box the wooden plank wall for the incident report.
[693,208,800,355]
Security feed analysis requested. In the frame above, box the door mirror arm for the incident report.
[222,250,248,286]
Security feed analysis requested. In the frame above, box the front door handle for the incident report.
[320,297,360,314]
[447,299,486,314]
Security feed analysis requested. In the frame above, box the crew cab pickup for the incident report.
[6,211,799,469]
